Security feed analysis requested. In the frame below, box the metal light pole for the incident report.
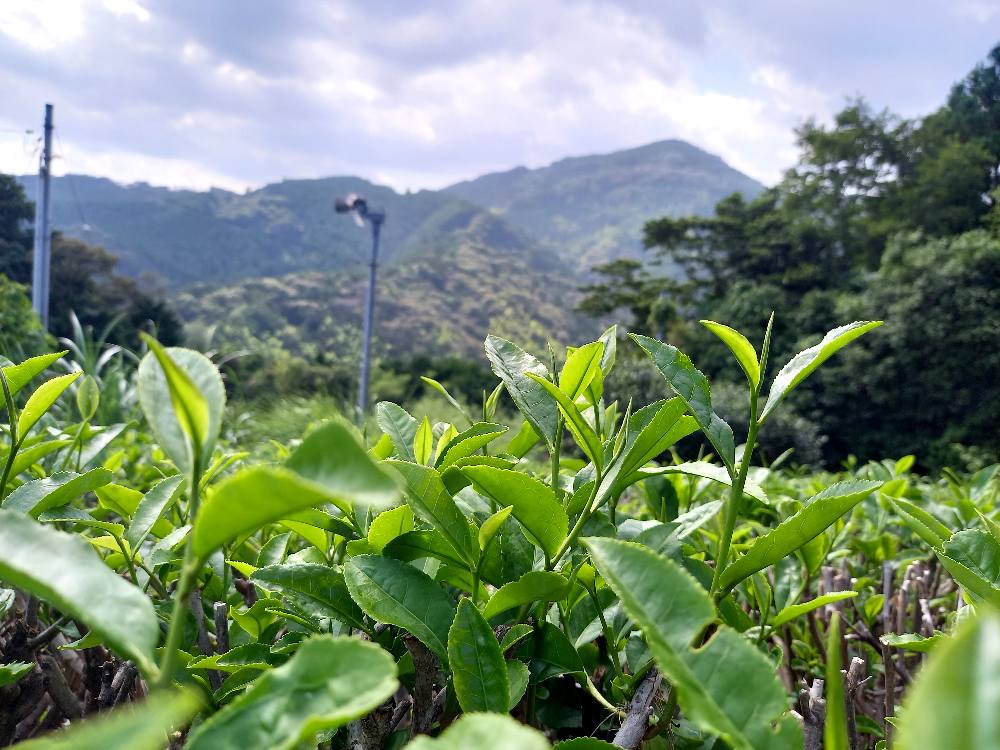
[335,194,385,419]
[31,103,53,329]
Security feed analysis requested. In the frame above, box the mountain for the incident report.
[445,139,763,270]
[18,139,763,359]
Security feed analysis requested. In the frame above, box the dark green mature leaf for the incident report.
[375,401,418,461]
[137,346,224,472]
[389,460,477,566]
[252,563,366,630]
[717,480,882,593]
[896,608,1000,749]
[38,505,124,536]
[462,466,568,562]
[16,690,201,750]
[939,530,1000,607]
[824,612,849,750]
[585,538,801,750]
[0,509,158,676]
[344,555,456,664]
[185,636,398,750]
[405,712,550,750]
[193,467,333,560]
[701,320,760,388]
[436,422,508,469]
[384,529,469,568]
[3,468,113,517]
[126,474,185,549]
[286,420,401,512]
[630,334,736,474]
[1,351,66,398]
[484,336,559,450]
[449,599,510,712]
[518,622,584,684]
[17,372,81,438]
[483,572,570,621]
[760,321,882,423]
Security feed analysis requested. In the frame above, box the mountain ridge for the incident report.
[16,138,763,358]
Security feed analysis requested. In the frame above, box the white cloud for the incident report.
[0,1,993,192]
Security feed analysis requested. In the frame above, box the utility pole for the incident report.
[334,193,385,420]
[31,103,53,329]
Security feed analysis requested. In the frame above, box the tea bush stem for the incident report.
[711,390,759,597]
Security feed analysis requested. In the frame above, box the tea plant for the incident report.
[0,318,998,749]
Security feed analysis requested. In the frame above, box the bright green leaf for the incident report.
[483,571,570,621]
[760,321,882,423]
[700,320,760,388]
[389,460,477,565]
[285,420,401,513]
[717,480,882,593]
[3,468,112,517]
[252,563,366,631]
[772,591,858,627]
[18,372,81,438]
[126,474,185,549]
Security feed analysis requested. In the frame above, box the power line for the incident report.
[53,127,90,229]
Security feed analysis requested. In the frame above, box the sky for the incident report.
[1,0,998,193]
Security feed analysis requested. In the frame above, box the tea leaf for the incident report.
[137,346,224,472]
[344,554,456,664]
[630,334,736,474]
[700,320,760,388]
[760,321,882,423]
[462,466,568,562]
[252,563,365,630]
[436,422,508,469]
[405,713,549,750]
[16,690,201,750]
[895,609,1000,750]
[772,591,857,627]
[3,468,113,517]
[586,538,801,749]
[484,336,559,449]
[558,340,604,400]
[717,480,882,593]
[483,571,570,621]
[286,420,400,512]
[938,529,1000,607]
[0,509,158,676]
[185,636,398,750]
[126,474,185,549]
[389,460,478,566]
[18,372,81,438]
[449,599,510,712]
[525,373,604,469]
[375,402,419,461]
[193,467,336,559]
[1,351,66,399]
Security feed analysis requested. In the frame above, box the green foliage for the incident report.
[0,314,994,749]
